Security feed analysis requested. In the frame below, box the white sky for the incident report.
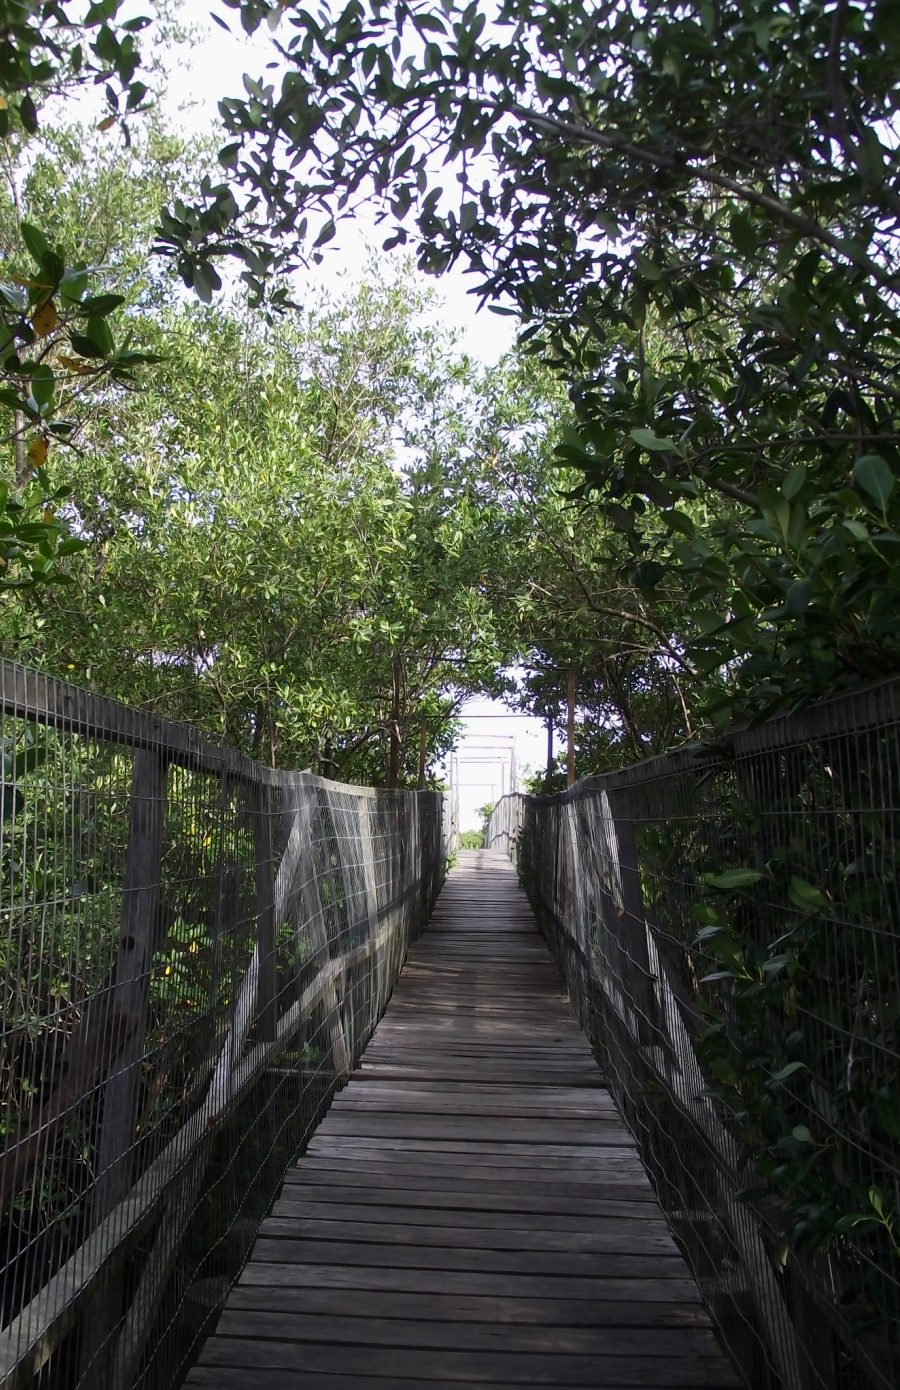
[164,1,518,363]
[162,2,546,797]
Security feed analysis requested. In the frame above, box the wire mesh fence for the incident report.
[0,659,445,1390]
[488,680,900,1390]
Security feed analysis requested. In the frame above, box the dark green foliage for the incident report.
[164,0,898,724]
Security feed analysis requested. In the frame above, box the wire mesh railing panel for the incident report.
[0,660,445,1390]
[487,679,900,1390]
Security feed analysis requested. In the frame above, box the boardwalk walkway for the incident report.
[186,850,739,1389]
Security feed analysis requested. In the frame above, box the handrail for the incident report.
[488,678,900,1390]
[0,660,445,1390]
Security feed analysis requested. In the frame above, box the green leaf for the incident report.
[20,223,50,263]
[702,868,765,890]
[693,924,727,942]
[59,269,90,303]
[630,427,678,452]
[769,1061,807,1083]
[79,293,126,316]
[788,876,827,911]
[853,454,894,511]
[782,464,807,500]
[729,209,757,258]
[69,333,105,359]
[315,219,336,248]
[30,365,54,410]
[784,579,811,616]
[19,94,39,134]
[192,261,222,304]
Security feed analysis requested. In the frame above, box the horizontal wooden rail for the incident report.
[0,658,423,795]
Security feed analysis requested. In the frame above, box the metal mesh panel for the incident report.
[487,680,900,1390]
[0,660,445,1390]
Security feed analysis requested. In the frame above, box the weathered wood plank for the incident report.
[213,1309,728,1357]
[257,1215,679,1253]
[195,1339,739,1386]
[283,1166,656,1198]
[187,1372,729,1390]
[248,1237,694,1278]
[228,1284,708,1321]
[277,1182,659,1215]
[236,1261,706,1302]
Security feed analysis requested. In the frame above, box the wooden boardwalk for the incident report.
[186,850,739,1389]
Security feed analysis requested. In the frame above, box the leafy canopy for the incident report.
[0,0,170,586]
[163,0,900,720]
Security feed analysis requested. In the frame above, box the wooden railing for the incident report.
[0,660,445,1390]
[488,679,900,1390]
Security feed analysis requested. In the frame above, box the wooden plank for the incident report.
[331,1083,618,1112]
[186,1373,726,1390]
[79,750,168,1383]
[270,1196,672,1233]
[228,1284,709,1325]
[314,1115,636,1145]
[236,1262,706,1302]
[278,1181,659,1215]
[250,781,278,1043]
[283,1167,656,1198]
[249,1239,694,1278]
[257,1215,678,1254]
[214,1309,727,1357]
[305,1135,638,1159]
[282,786,351,1079]
[195,1339,739,1385]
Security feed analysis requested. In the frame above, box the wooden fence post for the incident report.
[80,748,167,1381]
[608,787,659,1048]
[93,749,168,1211]
[250,780,277,1042]
[566,668,576,786]
[282,784,351,1083]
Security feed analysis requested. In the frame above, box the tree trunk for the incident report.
[386,655,403,788]
[566,668,576,787]
[417,719,428,788]
[544,712,554,793]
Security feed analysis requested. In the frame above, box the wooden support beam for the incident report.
[81,751,167,1383]
[251,782,278,1043]
[95,750,168,1201]
[282,787,351,1082]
